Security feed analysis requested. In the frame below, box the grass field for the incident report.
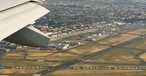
[0,69,43,75]
[0,60,59,66]
[136,42,146,50]
[87,48,140,64]
[125,38,146,49]
[139,53,146,62]
[98,34,138,46]
[27,52,79,61]
[74,44,109,55]
[2,28,146,75]
[47,70,146,76]
[127,29,146,35]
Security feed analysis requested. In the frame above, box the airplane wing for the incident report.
[0,0,50,47]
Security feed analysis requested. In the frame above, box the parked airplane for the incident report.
[0,0,50,47]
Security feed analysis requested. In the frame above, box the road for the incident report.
[68,66,146,70]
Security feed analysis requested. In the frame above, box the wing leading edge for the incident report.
[0,0,50,47]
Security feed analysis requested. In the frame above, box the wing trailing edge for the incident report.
[5,26,50,47]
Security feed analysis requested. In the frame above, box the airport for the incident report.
[1,0,146,76]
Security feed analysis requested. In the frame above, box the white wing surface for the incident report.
[0,0,31,11]
[0,0,50,47]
